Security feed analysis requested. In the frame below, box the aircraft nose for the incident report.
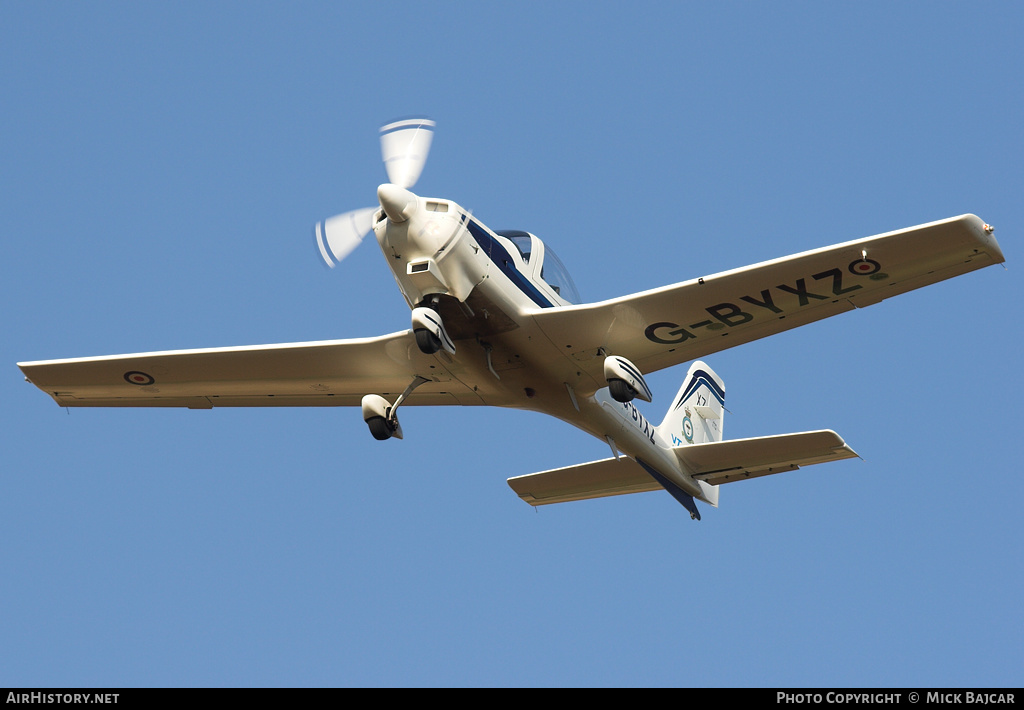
[377,183,418,223]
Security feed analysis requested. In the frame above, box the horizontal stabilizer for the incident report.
[675,430,857,486]
[507,457,660,506]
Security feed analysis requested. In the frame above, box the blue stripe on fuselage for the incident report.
[464,217,555,309]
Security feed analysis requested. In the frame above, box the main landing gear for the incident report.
[603,354,653,404]
[362,302,457,440]
[361,375,430,441]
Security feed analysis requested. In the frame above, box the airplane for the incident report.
[17,119,1006,520]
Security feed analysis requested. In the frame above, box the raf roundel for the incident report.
[848,258,881,276]
[124,371,155,386]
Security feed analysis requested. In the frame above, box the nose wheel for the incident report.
[412,305,455,355]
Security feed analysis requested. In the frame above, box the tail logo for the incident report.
[682,416,694,443]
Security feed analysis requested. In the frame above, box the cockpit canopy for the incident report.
[496,230,581,304]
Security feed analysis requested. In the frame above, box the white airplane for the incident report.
[18,119,1006,520]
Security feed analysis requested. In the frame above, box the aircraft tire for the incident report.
[608,378,636,403]
[367,416,395,441]
[414,328,442,355]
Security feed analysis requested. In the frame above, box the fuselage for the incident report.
[374,185,713,504]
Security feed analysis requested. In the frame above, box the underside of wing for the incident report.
[507,457,662,505]
[18,331,485,408]
[676,430,858,486]
[528,214,1004,391]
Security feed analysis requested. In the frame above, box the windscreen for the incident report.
[539,244,581,304]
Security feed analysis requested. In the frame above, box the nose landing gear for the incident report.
[412,306,455,355]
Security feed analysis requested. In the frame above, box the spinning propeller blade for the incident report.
[379,118,435,190]
[313,118,435,267]
[314,207,377,267]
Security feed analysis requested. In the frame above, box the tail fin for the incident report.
[659,361,726,446]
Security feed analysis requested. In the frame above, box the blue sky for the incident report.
[2,2,1021,687]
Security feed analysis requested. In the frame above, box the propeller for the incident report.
[315,118,436,267]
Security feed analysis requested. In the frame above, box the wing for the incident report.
[529,214,1003,389]
[18,331,485,408]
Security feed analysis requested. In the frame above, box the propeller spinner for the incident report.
[315,118,435,267]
